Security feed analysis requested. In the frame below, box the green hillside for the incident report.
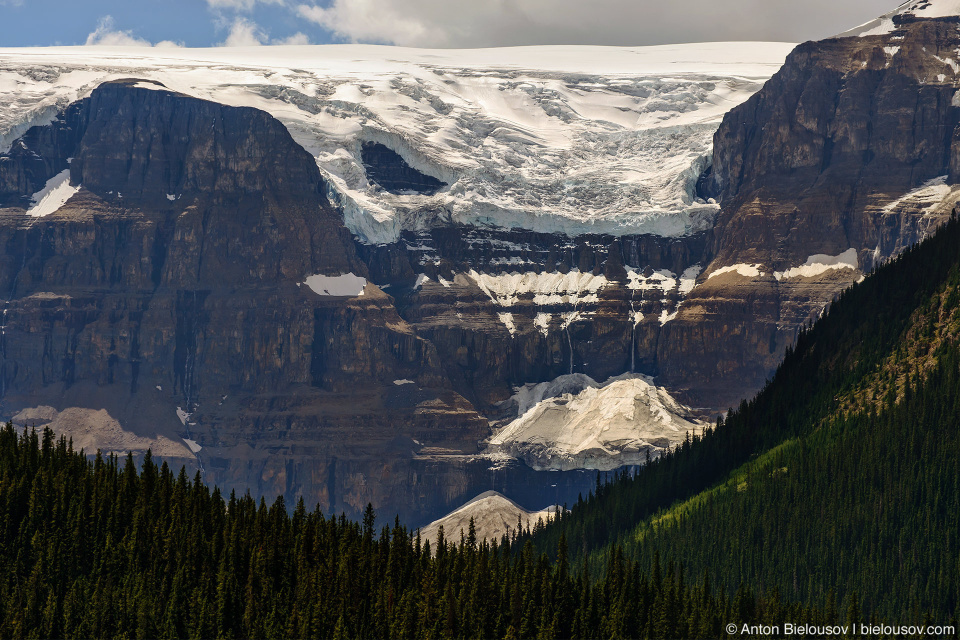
[528,215,960,625]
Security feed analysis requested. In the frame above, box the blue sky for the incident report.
[0,0,899,49]
[0,0,321,47]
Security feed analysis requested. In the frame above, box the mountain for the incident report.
[676,0,960,404]
[0,78,502,526]
[0,43,792,525]
[2,193,957,640]
[840,0,960,37]
[2,8,960,527]
[0,43,791,242]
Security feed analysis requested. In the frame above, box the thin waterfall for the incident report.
[1,230,32,398]
[631,323,636,373]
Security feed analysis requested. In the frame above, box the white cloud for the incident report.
[297,0,429,46]
[294,0,905,48]
[207,0,285,11]
[0,0,25,7]
[219,17,266,46]
[84,16,181,48]
[274,32,311,45]
[216,17,310,46]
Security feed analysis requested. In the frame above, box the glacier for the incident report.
[0,42,793,243]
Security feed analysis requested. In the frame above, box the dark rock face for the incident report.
[706,23,960,266]
[361,141,447,195]
[0,81,497,526]
[0,79,703,522]
[0,102,84,208]
[358,227,710,409]
[661,19,960,406]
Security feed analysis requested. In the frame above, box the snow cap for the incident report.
[839,1,960,38]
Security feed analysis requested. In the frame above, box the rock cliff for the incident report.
[0,80,498,525]
[665,15,960,405]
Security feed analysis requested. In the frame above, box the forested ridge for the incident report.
[1,220,959,638]
[0,425,903,639]
[585,338,960,622]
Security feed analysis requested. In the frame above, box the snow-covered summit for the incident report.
[0,43,792,243]
[840,1,960,37]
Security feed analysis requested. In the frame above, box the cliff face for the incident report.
[358,228,710,409]
[0,80,497,525]
[661,17,960,405]
[706,20,960,262]
[0,102,84,208]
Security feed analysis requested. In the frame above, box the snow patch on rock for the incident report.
[659,309,679,325]
[498,312,517,336]
[468,269,609,307]
[26,170,80,217]
[533,313,551,337]
[774,248,859,281]
[678,264,702,294]
[304,273,367,297]
[707,263,764,280]
[841,1,960,38]
[413,273,430,290]
[510,373,599,416]
[882,175,953,214]
[626,267,677,291]
[933,54,960,74]
[176,407,191,426]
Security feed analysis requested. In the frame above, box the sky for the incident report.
[0,0,903,49]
